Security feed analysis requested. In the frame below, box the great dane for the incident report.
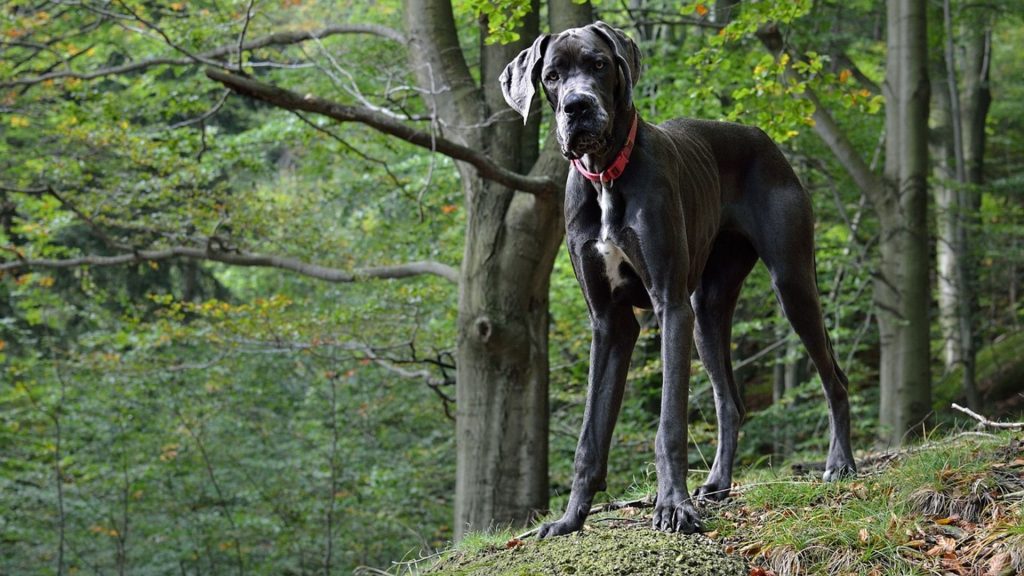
[499,21,856,538]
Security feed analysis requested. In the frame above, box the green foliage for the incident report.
[462,0,533,44]
[1,0,1022,575]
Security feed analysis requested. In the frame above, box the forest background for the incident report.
[1,0,1022,574]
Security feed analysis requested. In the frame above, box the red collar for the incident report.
[570,112,639,185]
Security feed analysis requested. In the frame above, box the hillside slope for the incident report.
[412,431,1024,576]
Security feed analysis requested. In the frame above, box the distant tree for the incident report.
[757,0,932,444]
[930,0,998,412]
[0,0,592,538]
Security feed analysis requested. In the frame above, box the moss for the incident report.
[934,331,1024,411]
[423,522,746,576]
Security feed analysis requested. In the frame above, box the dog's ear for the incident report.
[589,21,642,106]
[499,34,550,124]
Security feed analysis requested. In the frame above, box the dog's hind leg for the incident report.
[691,233,758,502]
[756,186,857,482]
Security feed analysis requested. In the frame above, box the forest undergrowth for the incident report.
[407,430,1024,576]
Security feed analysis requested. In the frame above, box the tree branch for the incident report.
[756,24,887,212]
[0,246,458,284]
[1,24,406,88]
[206,69,560,197]
[951,403,1024,430]
[833,50,882,96]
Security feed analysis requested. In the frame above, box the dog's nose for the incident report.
[562,93,593,118]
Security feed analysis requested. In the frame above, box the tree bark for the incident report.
[403,0,590,538]
[876,0,932,445]
[759,6,933,446]
[929,0,985,411]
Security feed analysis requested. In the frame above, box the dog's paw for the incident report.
[693,482,731,503]
[652,494,704,534]
[822,462,857,482]
[537,515,585,539]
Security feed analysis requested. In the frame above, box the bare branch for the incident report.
[206,69,561,197]
[0,246,458,284]
[1,24,406,88]
[112,0,233,71]
[951,403,1024,429]
[168,89,231,129]
[237,0,258,72]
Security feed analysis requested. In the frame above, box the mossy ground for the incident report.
[422,522,746,576]
[404,431,1024,576]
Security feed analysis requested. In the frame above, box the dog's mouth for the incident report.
[560,121,611,160]
[563,131,606,159]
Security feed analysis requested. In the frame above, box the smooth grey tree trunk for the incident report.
[928,0,993,412]
[876,0,932,445]
[404,0,591,539]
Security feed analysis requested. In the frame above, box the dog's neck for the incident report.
[578,106,639,178]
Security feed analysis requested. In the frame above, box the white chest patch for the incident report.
[595,186,634,289]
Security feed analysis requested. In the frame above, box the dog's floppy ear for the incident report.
[589,21,642,106]
[499,34,550,123]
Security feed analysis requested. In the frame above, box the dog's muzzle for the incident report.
[558,92,609,159]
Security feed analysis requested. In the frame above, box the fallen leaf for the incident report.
[926,535,957,557]
[740,543,761,557]
[859,528,869,543]
[986,551,1010,576]
[505,538,524,549]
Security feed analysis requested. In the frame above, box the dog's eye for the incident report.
[594,60,606,70]
[545,71,559,82]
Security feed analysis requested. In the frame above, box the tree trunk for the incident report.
[929,0,986,411]
[404,0,590,539]
[876,0,932,446]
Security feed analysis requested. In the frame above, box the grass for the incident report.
[711,431,1024,575]
[402,431,1024,576]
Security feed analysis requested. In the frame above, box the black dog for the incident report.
[500,22,856,538]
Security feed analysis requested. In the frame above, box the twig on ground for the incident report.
[952,403,1024,430]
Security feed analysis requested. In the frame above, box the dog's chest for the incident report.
[595,186,635,289]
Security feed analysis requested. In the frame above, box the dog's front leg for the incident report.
[652,302,704,533]
[538,302,639,539]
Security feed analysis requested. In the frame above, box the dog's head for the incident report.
[499,21,641,160]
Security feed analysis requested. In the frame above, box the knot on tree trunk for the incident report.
[474,316,493,343]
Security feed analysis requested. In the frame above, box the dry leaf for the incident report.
[740,543,761,557]
[927,535,957,557]
[505,538,524,549]
[859,528,869,543]
[986,551,1011,576]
